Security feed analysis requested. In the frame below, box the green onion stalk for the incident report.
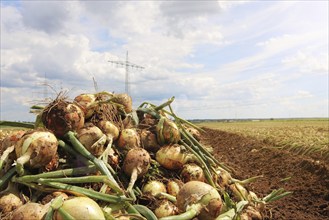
[64,131,122,193]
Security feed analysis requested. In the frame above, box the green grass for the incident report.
[197,119,329,161]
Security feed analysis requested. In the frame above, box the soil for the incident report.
[201,127,329,220]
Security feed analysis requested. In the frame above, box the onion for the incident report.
[54,197,105,220]
[11,202,50,220]
[0,130,25,154]
[0,130,25,171]
[167,179,183,197]
[215,167,233,188]
[229,183,249,201]
[156,117,181,145]
[154,200,178,218]
[155,144,196,170]
[123,148,151,198]
[239,206,263,220]
[184,126,201,141]
[15,130,58,175]
[112,93,133,113]
[74,93,96,119]
[42,99,85,138]
[176,181,223,220]
[117,128,140,150]
[142,180,167,197]
[97,120,120,141]
[0,183,23,213]
[77,123,106,157]
[140,129,160,152]
[180,163,205,183]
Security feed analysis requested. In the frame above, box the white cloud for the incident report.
[0,1,328,121]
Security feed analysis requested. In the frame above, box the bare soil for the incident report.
[201,128,329,220]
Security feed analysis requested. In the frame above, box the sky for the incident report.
[0,0,328,121]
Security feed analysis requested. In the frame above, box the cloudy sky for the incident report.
[1,1,328,121]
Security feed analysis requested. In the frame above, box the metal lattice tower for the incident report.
[108,51,144,95]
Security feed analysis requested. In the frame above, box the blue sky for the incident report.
[1,0,328,121]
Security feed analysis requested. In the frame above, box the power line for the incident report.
[108,51,144,95]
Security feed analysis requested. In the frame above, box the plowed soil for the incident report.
[201,128,329,220]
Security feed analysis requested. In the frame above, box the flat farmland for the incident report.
[198,119,329,219]
[198,119,329,161]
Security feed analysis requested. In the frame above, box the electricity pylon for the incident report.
[108,51,144,95]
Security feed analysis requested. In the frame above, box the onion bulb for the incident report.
[0,183,23,213]
[180,163,205,183]
[15,130,58,175]
[54,197,105,220]
[140,129,160,152]
[156,117,181,145]
[155,144,195,170]
[117,128,140,150]
[11,202,50,220]
[167,179,183,197]
[74,93,96,119]
[77,123,106,157]
[97,120,120,141]
[154,200,178,218]
[239,206,263,220]
[142,180,167,197]
[184,126,201,141]
[42,99,85,138]
[112,93,133,113]
[176,181,223,220]
[123,148,151,198]
[0,130,25,154]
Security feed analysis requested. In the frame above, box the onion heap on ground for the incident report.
[0,91,291,220]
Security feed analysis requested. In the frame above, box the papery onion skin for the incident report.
[167,179,183,197]
[140,129,160,152]
[117,128,140,150]
[42,100,85,138]
[177,181,223,220]
[123,148,151,178]
[156,118,181,145]
[74,93,96,119]
[154,200,178,218]
[0,130,25,154]
[180,163,205,183]
[77,123,106,157]
[97,120,120,141]
[54,197,105,220]
[156,144,193,170]
[11,202,50,220]
[15,130,58,169]
[0,192,23,213]
[112,93,133,113]
[142,180,167,197]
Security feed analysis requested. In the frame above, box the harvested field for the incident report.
[202,127,329,220]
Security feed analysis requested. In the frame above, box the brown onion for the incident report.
[77,123,106,157]
[15,130,58,175]
[54,197,105,220]
[112,93,133,113]
[117,128,140,150]
[176,181,223,220]
[74,93,96,119]
[155,144,196,170]
[123,148,151,198]
[156,117,181,145]
[154,200,178,218]
[167,179,183,197]
[180,163,205,183]
[42,99,85,138]
[140,129,160,152]
[11,202,50,220]
[142,180,167,197]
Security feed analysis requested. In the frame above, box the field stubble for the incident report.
[198,119,329,161]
